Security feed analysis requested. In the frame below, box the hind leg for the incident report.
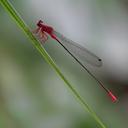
[39,31,48,44]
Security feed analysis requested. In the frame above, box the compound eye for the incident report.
[39,20,43,24]
[37,20,43,26]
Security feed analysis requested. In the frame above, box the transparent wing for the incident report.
[53,30,102,67]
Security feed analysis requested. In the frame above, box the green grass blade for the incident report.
[0,0,107,128]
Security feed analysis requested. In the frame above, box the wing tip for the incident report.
[96,58,103,67]
[98,58,102,62]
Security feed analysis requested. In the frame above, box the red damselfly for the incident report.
[33,20,117,102]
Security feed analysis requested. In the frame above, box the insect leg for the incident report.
[38,31,48,44]
[32,27,41,34]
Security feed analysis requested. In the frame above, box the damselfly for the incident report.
[33,20,117,102]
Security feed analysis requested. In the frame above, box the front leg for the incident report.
[39,31,48,44]
[32,27,41,34]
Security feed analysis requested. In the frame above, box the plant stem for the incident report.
[0,0,107,128]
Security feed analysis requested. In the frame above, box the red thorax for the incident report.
[37,20,53,36]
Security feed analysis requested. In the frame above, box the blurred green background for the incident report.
[0,0,128,128]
